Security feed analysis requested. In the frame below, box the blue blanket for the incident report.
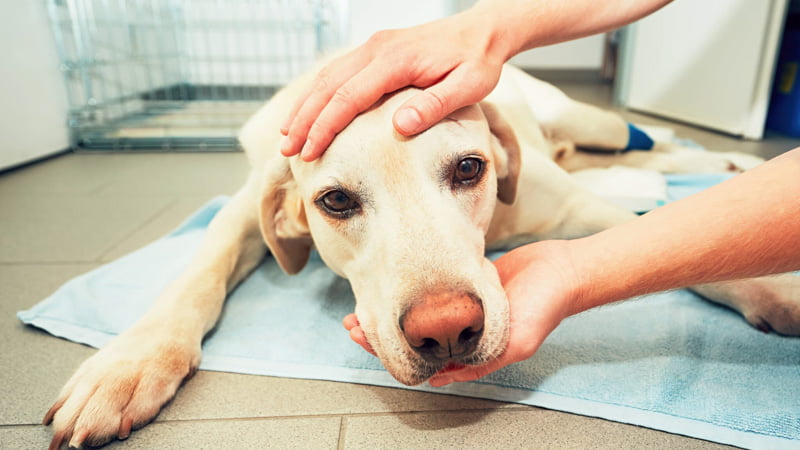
[18,174,800,448]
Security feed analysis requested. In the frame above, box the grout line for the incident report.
[336,416,346,450]
[148,405,532,426]
[0,261,100,266]
[0,423,46,429]
[95,197,180,262]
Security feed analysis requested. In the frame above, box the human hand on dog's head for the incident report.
[279,8,510,162]
[342,240,581,386]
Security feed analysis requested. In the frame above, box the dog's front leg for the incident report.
[44,177,266,449]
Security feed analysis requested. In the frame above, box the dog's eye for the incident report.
[318,190,360,217]
[453,157,484,185]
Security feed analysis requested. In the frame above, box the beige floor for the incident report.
[2,80,798,449]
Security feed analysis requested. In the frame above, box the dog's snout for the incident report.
[400,292,484,362]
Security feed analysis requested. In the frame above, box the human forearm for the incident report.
[469,0,675,59]
[566,148,800,315]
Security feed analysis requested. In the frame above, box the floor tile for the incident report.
[0,153,129,195]
[98,195,224,262]
[101,417,342,450]
[158,371,514,422]
[341,408,732,449]
[92,152,249,196]
[0,425,55,450]
[1,264,99,425]
[1,416,342,450]
[0,193,174,263]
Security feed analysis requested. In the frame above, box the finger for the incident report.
[393,62,499,136]
[299,62,415,161]
[348,325,376,356]
[280,84,336,157]
[281,51,370,157]
[428,360,500,387]
[342,313,359,331]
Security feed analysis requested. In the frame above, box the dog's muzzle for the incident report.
[399,291,484,363]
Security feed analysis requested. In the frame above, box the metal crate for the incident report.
[47,0,344,151]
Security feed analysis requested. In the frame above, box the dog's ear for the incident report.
[479,102,521,205]
[258,157,313,275]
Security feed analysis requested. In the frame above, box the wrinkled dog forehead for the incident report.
[289,88,492,185]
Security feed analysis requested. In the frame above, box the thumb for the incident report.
[393,64,498,136]
[428,358,506,387]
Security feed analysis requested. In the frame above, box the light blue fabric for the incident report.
[18,175,800,449]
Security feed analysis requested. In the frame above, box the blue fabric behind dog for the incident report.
[18,174,800,448]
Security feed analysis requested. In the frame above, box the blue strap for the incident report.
[625,123,655,151]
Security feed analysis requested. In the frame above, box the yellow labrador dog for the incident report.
[44,65,799,448]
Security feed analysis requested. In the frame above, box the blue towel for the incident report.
[18,174,800,449]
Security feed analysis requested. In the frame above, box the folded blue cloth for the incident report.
[18,174,799,448]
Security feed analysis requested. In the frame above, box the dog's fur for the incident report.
[44,64,800,449]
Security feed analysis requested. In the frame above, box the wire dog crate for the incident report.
[47,0,344,151]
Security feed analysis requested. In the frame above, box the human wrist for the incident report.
[559,236,618,317]
[500,240,586,323]
[461,1,524,64]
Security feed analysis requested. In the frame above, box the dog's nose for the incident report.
[400,292,484,362]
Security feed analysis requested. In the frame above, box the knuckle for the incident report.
[313,68,337,95]
[329,83,356,109]
[315,64,334,84]
[367,29,395,46]
[420,90,449,119]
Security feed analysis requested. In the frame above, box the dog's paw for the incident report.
[737,275,800,336]
[693,274,800,336]
[44,332,200,449]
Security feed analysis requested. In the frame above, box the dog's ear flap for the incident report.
[258,157,313,275]
[480,102,521,205]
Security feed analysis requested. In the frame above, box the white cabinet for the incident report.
[617,0,788,139]
[0,1,70,170]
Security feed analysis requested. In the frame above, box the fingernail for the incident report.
[279,136,294,156]
[395,107,422,135]
[300,139,314,161]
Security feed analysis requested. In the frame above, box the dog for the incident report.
[43,63,800,449]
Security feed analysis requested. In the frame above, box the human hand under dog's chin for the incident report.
[342,313,376,356]
[428,241,580,387]
[342,241,581,386]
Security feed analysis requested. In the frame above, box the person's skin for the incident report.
[344,148,800,386]
[280,0,674,161]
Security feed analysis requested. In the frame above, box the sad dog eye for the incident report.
[453,157,484,185]
[318,190,360,217]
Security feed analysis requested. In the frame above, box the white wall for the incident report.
[345,0,457,45]
[511,35,605,70]
[344,0,603,70]
[0,0,70,170]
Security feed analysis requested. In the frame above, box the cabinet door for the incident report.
[617,0,787,139]
[0,1,70,170]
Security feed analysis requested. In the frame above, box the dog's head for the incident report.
[255,89,520,385]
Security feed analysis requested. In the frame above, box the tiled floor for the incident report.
[2,80,798,449]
